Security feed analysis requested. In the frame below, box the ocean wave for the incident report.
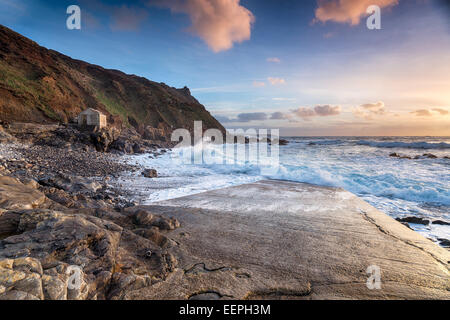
[128,142,450,208]
[305,139,345,146]
[356,140,450,149]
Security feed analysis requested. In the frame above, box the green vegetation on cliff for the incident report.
[0,24,225,134]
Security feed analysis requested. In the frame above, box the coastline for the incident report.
[0,124,449,300]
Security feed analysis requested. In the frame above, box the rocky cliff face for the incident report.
[0,25,224,136]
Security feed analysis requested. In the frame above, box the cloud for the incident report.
[110,5,148,31]
[432,108,449,115]
[272,98,296,101]
[353,101,386,120]
[214,115,233,123]
[152,0,254,52]
[361,101,385,110]
[409,108,449,117]
[267,77,286,85]
[292,107,318,120]
[270,112,290,120]
[252,81,266,88]
[236,112,268,122]
[217,104,342,124]
[216,112,268,123]
[314,105,342,116]
[411,109,432,117]
[291,105,341,120]
[314,0,399,25]
[267,57,281,63]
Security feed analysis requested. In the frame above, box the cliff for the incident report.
[0,25,224,135]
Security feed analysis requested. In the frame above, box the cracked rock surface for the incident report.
[0,176,180,300]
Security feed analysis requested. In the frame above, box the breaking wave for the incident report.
[356,140,450,149]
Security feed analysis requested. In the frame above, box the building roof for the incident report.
[79,108,106,116]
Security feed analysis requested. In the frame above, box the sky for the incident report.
[0,0,449,136]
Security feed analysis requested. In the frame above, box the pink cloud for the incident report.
[314,0,399,25]
[292,107,317,120]
[353,101,386,120]
[267,57,281,63]
[152,0,254,52]
[411,109,432,117]
[253,81,266,87]
[267,77,286,85]
[432,108,449,115]
[314,105,341,116]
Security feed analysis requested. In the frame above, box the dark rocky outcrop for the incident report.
[432,220,450,226]
[396,216,430,225]
[142,169,158,179]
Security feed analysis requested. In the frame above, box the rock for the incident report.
[39,174,102,194]
[389,153,399,157]
[134,210,154,225]
[41,274,67,300]
[131,209,179,231]
[132,228,177,249]
[422,153,438,159]
[143,127,168,141]
[90,128,120,153]
[432,220,450,226]
[0,176,46,210]
[0,126,16,144]
[142,169,158,178]
[132,143,145,154]
[189,292,222,300]
[389,153,412,159]
[396,216,430,225]
[21,178,39,189]
[399,222,412,230]
[437,238,450,247]
[0,257,44,300]
[109,137,134,154]
[0,204,181,300]
[0,211,122,299]
[151,217,180,231]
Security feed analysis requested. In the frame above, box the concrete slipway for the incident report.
[124,180,450,300]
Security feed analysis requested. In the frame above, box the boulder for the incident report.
[38,174,102,194]
[0,176,46,210]
[432,220,450,226]
[438,238,450,247]
[396,216,430,225]
[142,169,158,178]
[90,128,120,152]
[109,137,134,154]
[0,126,16,143]
[0,257,44,300]
[0,205,181,300]
[0,210,122,299]
[132,209,180,231]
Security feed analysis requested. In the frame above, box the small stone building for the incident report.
[77,108,107,128]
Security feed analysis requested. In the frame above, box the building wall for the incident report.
[77,110,107,128]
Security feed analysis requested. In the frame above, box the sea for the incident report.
[114,136,450,246]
